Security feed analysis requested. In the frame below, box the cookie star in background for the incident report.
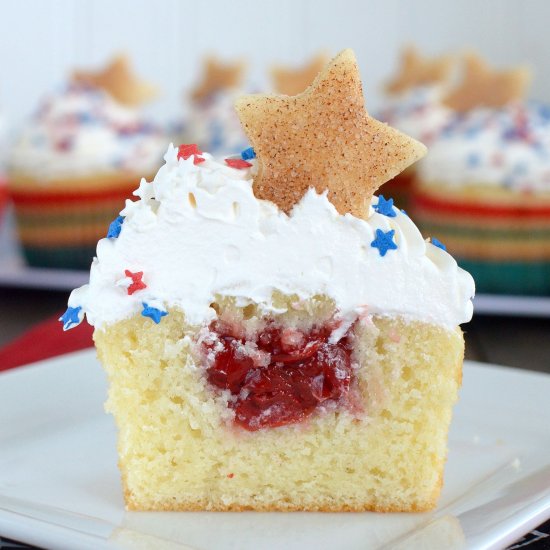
[191,57,246,102]
[271,52,329,96]
[385,45,453,95]
[235,49,426,219]
[444,53,531,112]
[72,54,158,107]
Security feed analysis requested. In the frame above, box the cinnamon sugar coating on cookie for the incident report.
[191,57,246,102]
[72,54,158,107]
[444,53,531,112]
[272,53,329,96]
[385,45,453,95]
[235,49,426,218]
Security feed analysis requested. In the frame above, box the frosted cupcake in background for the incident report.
[7,55,166,269]
[378,46,454,208]
[0,104,8,225]
[412,54,549,295]
[180,57,249,156]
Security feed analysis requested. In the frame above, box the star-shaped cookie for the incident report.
[444,53,531,112]
[191,57,246,102]
[235,49,426,218]
[271,53,329,96]
[72,54,158,107]
[385,46,453,94]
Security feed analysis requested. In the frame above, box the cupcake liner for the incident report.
[379,167,415,210]
[0,177,8,225]
[412,185,550,295]
[458,259,550,295]
[9,173,145,270]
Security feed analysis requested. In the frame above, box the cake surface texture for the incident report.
[95,299,464,512]
[64,50,475,513]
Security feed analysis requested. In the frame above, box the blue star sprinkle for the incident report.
[466,152,481,167]
[141,303,168,324]
[513,162,528,176]
[241,147,256,160]
[209,120,224,151]
[431,237,447,251]
[371,229,398,257]
[107,216,124,239]
[373,195,396,217]
[77,112,94,124]
[59,306,82,331]
[537,103,550,121]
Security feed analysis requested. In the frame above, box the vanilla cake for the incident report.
[63,50,475,512]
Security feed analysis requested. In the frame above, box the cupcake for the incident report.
[378,46,454,208]
[0,104,8,225]
[413,54,544,295]
[7,55,166,269]
[181,56,249,156]
[63,50,474,512]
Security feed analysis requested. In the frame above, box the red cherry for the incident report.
[203,321,353,431]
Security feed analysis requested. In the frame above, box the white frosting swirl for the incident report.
[10,84,166,180]
[67,145,474,330]
[378,86,452,145]
[419,102,550,191]
[184,90,249,156]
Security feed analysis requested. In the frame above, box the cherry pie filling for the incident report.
[202,320,355,431]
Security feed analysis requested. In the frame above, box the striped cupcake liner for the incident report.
[412,188,550,295]
[0,177,8,224]
[379,170,415,210]
[458,259,550,295]
[10,180,137,270]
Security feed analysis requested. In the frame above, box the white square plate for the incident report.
[0,350,549,550]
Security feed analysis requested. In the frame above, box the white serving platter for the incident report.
[0,350,549,550]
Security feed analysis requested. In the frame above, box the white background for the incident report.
[0,0,549,131]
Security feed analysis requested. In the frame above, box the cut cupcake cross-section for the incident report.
[64,49,474,512]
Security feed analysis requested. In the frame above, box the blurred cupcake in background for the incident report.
[378,46,454,208]
[7,55,166,269]
[271,52,328,96]
[0,101,8,225]
[412,54,550,295]
[181,56,249,156]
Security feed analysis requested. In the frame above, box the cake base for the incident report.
[95,296,464,512]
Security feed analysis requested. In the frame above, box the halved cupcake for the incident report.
[63,50,474,512]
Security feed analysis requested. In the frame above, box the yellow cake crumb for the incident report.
[94,294,463,512]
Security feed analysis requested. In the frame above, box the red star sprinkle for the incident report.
[124,269,147,295]
[177,143,205,165]
[225,158,253,169]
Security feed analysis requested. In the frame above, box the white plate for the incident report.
[0,351,549,550]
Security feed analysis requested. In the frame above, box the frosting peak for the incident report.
[66,144,474,330]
